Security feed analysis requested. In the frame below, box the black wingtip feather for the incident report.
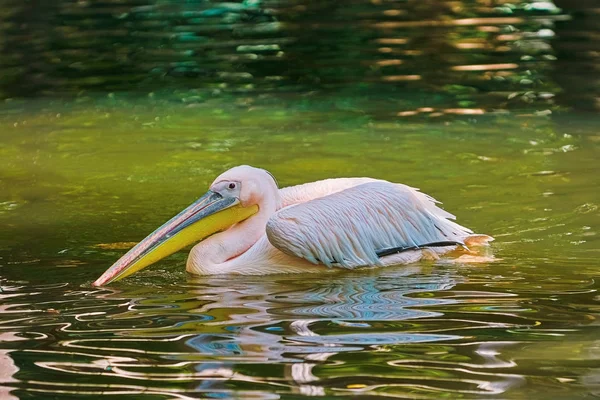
[376,241,465,258]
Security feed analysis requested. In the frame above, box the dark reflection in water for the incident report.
[1,264,599,399]
[0,0,598,110]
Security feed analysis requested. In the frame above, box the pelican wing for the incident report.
[266,181,472,268]
[279,177,379,207]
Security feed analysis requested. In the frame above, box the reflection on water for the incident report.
[1,265,599,398]
[1,0,599,110]
[0,91,599,397]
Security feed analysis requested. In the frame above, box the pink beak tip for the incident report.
[92,275,108,287]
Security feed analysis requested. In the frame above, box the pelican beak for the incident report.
[92,191,258,286]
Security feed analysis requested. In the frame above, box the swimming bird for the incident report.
[92,165,492,285]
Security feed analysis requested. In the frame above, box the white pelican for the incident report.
[93,165,492,285]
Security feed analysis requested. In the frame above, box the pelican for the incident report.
[93,165,492,286]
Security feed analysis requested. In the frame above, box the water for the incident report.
[1,0,600,397]
[0,94,599,399]
[1,0,599,111]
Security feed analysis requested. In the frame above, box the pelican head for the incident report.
[92,165,279,286]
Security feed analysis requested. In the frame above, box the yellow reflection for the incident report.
[497,34,522,41]
[444,108,485,115]
[383,75,421,81]
[375,38,408,45]
[396,111,418,117]
[452,64,518,71]
[383,10,405,17]
[452,17,523,26]
[376,60,403,67]
[374,17,523,29]
[454,42,487,49]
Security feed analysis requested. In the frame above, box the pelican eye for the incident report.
[228,183,236,189]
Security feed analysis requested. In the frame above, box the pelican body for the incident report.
[93,166,491,285]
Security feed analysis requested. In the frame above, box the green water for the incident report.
[0,95,599,399]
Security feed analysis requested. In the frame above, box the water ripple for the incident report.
[0,262,598,398]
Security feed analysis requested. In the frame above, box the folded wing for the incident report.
[266,181,472,268]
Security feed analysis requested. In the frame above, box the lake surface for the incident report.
[2,0,599,111]
[0,94,598,399]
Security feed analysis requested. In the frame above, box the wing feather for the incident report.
[266,181,472,268]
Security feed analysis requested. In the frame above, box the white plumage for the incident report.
[267,181,471,268]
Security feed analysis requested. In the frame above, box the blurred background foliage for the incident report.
[0,0,598,112]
